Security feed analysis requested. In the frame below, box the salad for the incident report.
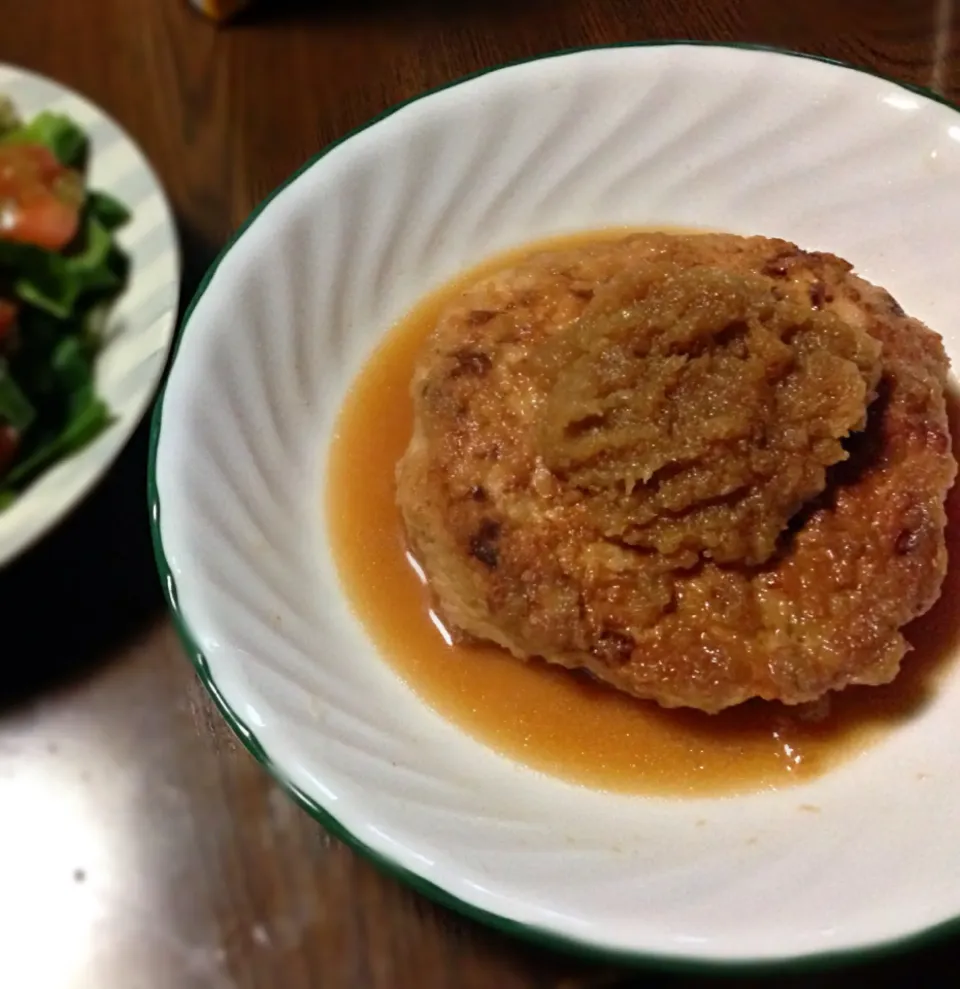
[0,95,130,508]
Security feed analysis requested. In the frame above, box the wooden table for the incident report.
[1,1,957,986]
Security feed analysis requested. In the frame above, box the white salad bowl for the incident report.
[150,44,960,970]
[0,63,179,564]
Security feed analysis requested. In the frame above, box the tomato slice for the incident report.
[0,299,16,340]
[0,144,82,251]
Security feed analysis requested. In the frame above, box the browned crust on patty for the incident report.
[397,233,957,712]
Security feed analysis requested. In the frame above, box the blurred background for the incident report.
[0,2,957,987]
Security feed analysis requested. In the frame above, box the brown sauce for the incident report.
[326,230,960,796]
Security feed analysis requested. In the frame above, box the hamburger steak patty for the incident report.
[396,233,957,712]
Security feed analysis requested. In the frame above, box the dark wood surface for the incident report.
[0,1,957,986]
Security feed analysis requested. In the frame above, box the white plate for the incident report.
[151,44,960,970]
[0,63,179,564]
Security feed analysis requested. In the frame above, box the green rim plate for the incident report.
[147,41,960,974]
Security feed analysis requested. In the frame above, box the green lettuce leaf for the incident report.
[0,360,36,432]
[87,190,131,231]
[3,395,110,487]
[0,217,127,319]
